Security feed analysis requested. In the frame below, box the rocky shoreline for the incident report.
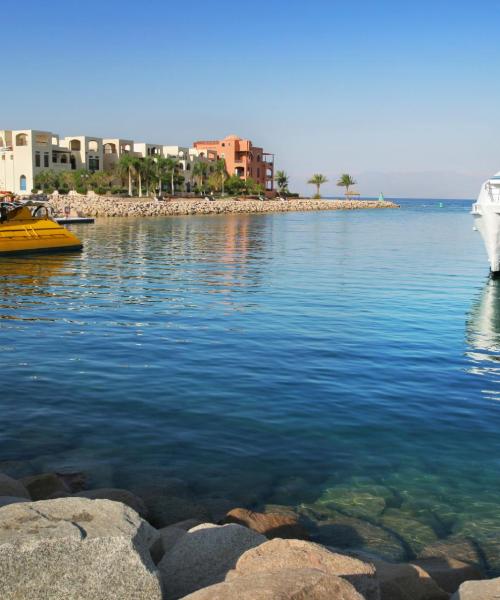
[0,465,496,599]
[48,194,399,218]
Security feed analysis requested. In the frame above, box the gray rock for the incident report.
[227,537,379,600]
[181,568,365,599]
[0,460,36,479]
[0,496,29,508]
[75,488,147,517]
[158,522,266,599]
[302,506,407,562]
[451,577,500,599]
[151,525,187,563]
[372,558,449,600]
[0,473,30,499]
[200,498,235,522]
[412,557,482,593]
[35,451,115,489]
[169,518,205,530]
[20,473,69,500]
[0,497,162,599]
[418,536,483,569]
[141,494,211,528]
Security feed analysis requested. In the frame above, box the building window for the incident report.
[88,140,98,152]
[16,133,28,146]
[20,175,27,191]
[70,139,81,151]
[88,157,99,171]
[257,168,260,177]
[61,154,68,164]
[52,151,57,163]
[35,152,41,167]
[44,153,49,167]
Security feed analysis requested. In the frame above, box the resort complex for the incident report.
[0,130,274,196]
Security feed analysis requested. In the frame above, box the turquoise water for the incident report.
[2,199,500,566]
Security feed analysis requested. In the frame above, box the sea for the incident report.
[2,198,500,567]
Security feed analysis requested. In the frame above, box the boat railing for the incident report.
[485,183,500,203]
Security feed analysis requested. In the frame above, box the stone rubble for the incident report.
[0,467,495,599]
[48,194,398,219]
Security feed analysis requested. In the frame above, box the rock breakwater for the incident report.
[48,195,398,218]
[0,466,490,599]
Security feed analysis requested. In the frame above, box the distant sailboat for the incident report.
[378,192,385,202]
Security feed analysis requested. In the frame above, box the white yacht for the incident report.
[472,173,500,275]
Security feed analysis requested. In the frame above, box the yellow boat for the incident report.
[0,199,82,255]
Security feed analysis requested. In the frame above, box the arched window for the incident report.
[20,175,27,191]
[104,143,116,154]
[88,140,98,152]
[186,163,191,171]
[70,139,81,151]
[123,144,131,152]
[16,133,28,146]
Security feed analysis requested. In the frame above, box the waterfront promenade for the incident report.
[49,195,398,218]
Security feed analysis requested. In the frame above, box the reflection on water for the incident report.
[466,278,500,400]
[2,203,500,570]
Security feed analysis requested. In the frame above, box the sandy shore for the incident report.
[48,195,399,218]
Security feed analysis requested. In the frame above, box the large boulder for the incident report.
[0,496,29,508]
[158,523,266,599]
[0,497,162,599]
[418,537,483,569]
[75,488,147,518]
[372,558,449,600]
[181,569,365,599]
[451,577,500,599]
[412,557,482,594]
[301,505,407,562]
[145,494,210,528]
[0,473,30,499]
[20,473,70,500]
[151,525,188,564]
[227,538,379,600]
[223,507,310,539]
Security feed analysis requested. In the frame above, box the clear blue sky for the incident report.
[4,0,500,197]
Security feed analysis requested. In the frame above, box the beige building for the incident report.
[163,145,217,192]
[0,128,220,195]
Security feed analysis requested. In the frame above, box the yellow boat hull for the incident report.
[0,207,82,255]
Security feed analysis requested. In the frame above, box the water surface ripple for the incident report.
[2,199,500,565]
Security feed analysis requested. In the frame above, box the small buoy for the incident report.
[438,202,444,208]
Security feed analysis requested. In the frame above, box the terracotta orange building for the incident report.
[194,134,274,194]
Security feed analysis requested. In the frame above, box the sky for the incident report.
[3,0,500,198]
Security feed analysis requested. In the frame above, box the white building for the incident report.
[163,145,216,192]
[0,128,217,195]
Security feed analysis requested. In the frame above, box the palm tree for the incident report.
[118,154,136,196]
[337,173,357,196]
[192,161,209,194]
[165,157,179,194]
[155,156,170,195]
[274,170,289,196]
[141,157,157,196]
[133,157,144,197]
[308,174,328,199]
[214,158,227,194]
